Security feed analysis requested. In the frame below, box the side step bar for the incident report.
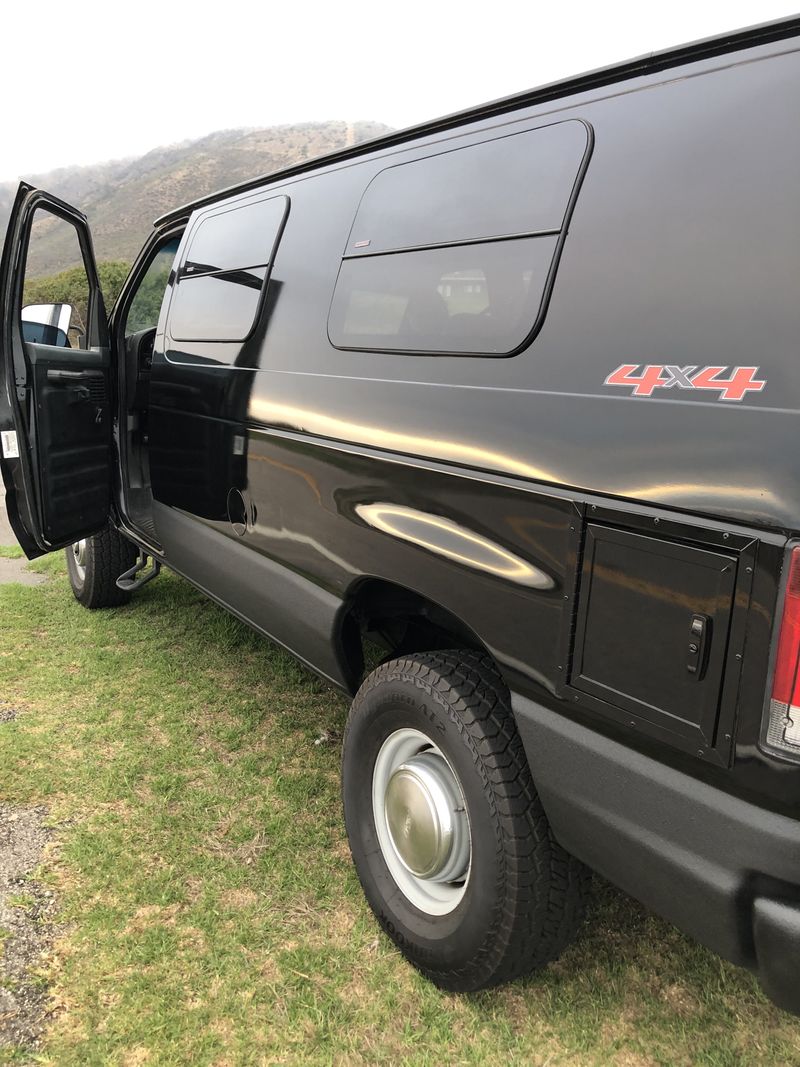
[116,552,161,593]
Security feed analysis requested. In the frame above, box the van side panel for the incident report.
[150,498,345,685]
[240,42,800,526]
[147,39,800,812]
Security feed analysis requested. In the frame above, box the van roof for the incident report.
[155,15,800,228]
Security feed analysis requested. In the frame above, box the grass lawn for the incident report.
[1,549,799,1065]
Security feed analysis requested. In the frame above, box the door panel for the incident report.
[0,183,111,557]
[27,343,110,544]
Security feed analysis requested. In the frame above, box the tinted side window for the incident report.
[329,120,590,356]
[168,195,288,346]
[184,202,285,275]
[169,267,268,343]
[347,120,587,255]
[332,237,558,354]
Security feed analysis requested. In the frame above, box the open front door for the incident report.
[0,183,112,559]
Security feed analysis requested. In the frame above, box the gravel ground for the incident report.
[0,505,59,1058]
[0,799,58,1057]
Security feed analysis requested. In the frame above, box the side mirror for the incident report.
[21,302,73,348]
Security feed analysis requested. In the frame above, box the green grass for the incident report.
[0,553,799,1065]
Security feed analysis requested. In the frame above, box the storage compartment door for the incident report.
[570,524,737,750]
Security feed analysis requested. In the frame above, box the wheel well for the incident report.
[337,577,494,694]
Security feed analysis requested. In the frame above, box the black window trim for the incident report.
[342,226,562,261]
[327,117,594,359]
[165,192,290,353]
[180,259,275,281]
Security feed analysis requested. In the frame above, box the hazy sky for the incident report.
[0,0,797,181]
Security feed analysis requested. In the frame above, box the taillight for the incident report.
[766,546,800,755]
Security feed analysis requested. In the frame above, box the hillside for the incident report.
[0,121,391,277]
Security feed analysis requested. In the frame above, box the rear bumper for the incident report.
[513,694,800,1015]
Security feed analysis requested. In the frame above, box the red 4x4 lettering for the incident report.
[604,364,766,402]
[604,364,669,396]
[689,366,766,401]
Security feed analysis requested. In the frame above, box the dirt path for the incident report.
[0,498,45,586]
[0,516,57,1060]
[0,506,57,1053]
[0,558,45,587]
[0,797,58,1057]
[0,498,15,546]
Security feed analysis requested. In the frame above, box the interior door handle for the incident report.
[46,368,103,382]
[686,613,711,680]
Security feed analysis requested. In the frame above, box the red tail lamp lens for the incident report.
[767,547,800,755]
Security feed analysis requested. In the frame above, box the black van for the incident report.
[3,15,800,1015]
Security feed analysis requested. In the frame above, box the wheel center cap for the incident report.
[384,752,468,882]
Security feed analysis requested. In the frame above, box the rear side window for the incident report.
[168,195,288,345]
[328,120,590,356]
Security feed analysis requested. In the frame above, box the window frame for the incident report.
[20,203,106,350]
[165,192,290,350]
[327,118,594,359]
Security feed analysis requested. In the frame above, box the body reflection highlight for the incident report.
[355,502,553,588]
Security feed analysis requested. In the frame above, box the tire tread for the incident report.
[66,523,138,609]
[345,649,590,991]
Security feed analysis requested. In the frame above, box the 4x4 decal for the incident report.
[604,364,766,402]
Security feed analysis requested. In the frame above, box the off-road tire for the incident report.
[342,649,590,991]
[65,523,138,609]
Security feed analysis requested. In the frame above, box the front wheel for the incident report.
[65,523,138,609]
[342,650,590,991]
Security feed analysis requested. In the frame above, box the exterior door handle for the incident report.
[686,613,711,680]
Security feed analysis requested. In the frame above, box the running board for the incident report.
[116,552,161,592]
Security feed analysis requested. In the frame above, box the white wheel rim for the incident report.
[372,727,471,915]
[72,539,87,580]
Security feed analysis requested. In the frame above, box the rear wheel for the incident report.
[342,649,590,991]
[65,523,138,609]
